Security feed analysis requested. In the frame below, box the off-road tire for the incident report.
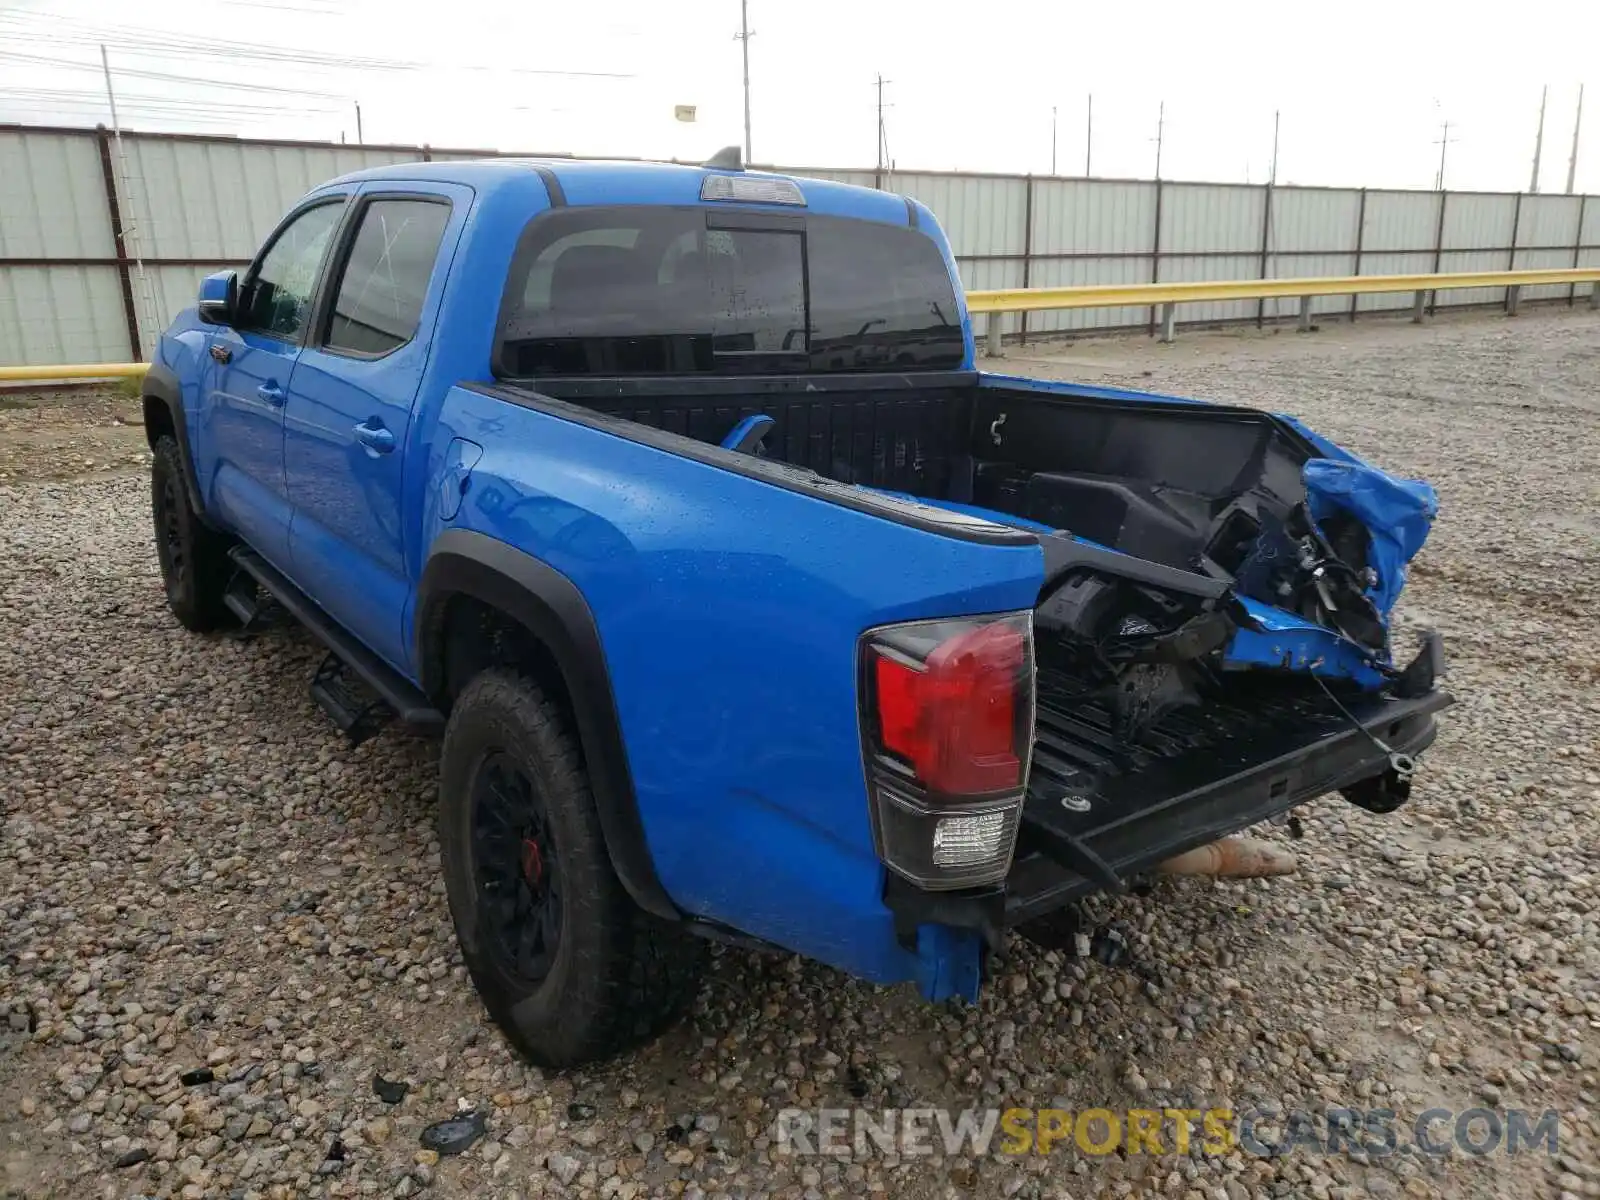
[150,435,230,632]
[439,669,705,1067]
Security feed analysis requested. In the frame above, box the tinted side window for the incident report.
[325,199,452,356]
[237,202,344,339]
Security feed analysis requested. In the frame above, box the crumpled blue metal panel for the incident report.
[1280,416,1439,618]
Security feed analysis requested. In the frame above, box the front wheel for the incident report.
[438,669,704,1067]
[150,434,230,632]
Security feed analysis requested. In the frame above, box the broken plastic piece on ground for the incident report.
[420,1110,487,1156]
[372,1073,409,1104]
[179,1067,214,1086]
[1155,836,1298,878]
[114,1147,151,1168]
[567,1102,596,1121]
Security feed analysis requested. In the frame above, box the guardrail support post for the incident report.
[1590,285,1600,310]
[1411,290,1427,324]
[985,313,1004,357]
[1505,284,1522,316]
[1297,296,1314,333]
[1159,302,1176,344]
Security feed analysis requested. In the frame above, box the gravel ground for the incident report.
[2,308,1597,1200]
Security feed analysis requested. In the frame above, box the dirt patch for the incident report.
[0,386,150,483]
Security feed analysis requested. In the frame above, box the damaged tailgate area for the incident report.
[1006,666,1450,924]
[997,525,1452,926]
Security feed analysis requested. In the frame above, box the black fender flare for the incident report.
[415,528,679,921]
[141,361,210,523]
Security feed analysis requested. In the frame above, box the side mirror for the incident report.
[198,270,237,325]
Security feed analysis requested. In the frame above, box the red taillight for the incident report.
[872,619,1027,795]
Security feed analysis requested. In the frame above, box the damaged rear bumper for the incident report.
[884,683,1452,986]
[1005,685,1450,923]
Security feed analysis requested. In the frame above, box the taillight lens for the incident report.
[860,612,1035,889]
[874,621,1024,794]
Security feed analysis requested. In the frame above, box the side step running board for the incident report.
[227,547,445,737]
[222,569,284,633]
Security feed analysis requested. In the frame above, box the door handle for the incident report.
[256,382,284,407]
[355,421,396,455]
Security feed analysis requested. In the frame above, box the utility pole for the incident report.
[1434,119,1454,191]
[354,101,364,145]
[1567,84,1584,194]
[1269,108,1280,185]
[875,74,888,175]
[99,44,157,358]
[1153,99,1165,180]
[1085,92,1093,176]
[1530,84,1547,192]
[736,0,754,163]
[1051,105,1057,175]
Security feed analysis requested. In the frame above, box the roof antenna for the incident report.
[704,145,743,170]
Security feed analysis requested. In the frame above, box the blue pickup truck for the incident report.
[141,151,1449,1067]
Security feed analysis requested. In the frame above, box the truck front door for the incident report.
[200,197,347,569]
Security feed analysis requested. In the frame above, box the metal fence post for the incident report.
[1589,284,1600,310]
[1506,192,1523,314]
[1019,174,1035,345]
[1256,181,1274,327]
[1569,194,1587,306]
[1159,302,1176,343]
[986,313,1005,357]
[1349,187,1368,323]
[1297,296,1314,332]
[1428,190,1448,316]
[1412,290,1427,323]
[93,124,143,362]
[1147,178,1164,336]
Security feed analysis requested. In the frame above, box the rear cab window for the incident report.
[495,207,964,376]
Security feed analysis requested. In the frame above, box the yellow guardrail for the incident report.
[0,362,149,382]
[4,268,1599,382]
[969,266,1600,353]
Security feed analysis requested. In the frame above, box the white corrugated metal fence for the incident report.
[2,122,1597,365]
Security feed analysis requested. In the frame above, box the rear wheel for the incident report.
[438,669,704,1067]
[150,434,230,632]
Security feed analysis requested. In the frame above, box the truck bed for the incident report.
[525,370,1310,577]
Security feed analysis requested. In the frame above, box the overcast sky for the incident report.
[3,0,1599,192]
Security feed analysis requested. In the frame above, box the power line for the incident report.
[0,86,343,116]
[0,11,634,78]
[0,50,349,99]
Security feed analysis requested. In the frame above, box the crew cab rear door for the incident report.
[282,182,469,672]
